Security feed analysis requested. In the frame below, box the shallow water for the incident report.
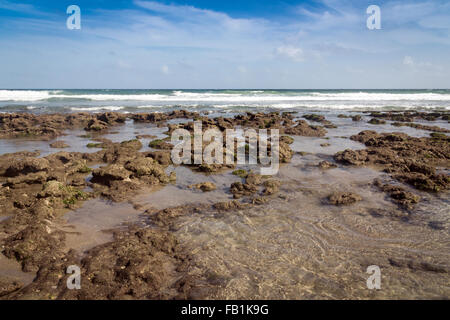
[0,120,168,157]
[60,151,450,299]
[173,162,450,299]
[0,253,36,286]
[133,166,241,210]
[63,199,142,253]
[0,112,448,157]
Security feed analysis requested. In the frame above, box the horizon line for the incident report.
[1,88,450,91]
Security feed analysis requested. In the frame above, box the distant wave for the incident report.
[70,106,125,111]
[1,89,449,112]
[0,90,63,102]
[1,89,450,102]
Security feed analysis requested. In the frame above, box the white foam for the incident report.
[0,90,449,102]
[1,90,449,110]
[88,92,443,103]
[70,106,124,111]
[0,90,61,101]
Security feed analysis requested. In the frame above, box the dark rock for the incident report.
[318,161,337,169]
[5,158,50,177]
[328,192,362,205]
[189,182,217,192]
[49,141,69,148]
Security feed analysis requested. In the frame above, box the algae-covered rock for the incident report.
[124,158,168,183]
[328,192,362,205]
[189,182,217,192]
[92,164,131,185]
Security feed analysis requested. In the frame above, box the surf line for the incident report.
[181,304,215,318]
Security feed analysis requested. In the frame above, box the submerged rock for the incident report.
[49,141,69,148]
[245,173,263,185]
[328,192,362,205]
[388,258,449,274]
[374,179,420,210]
[368,118,386,125]
[189,182,217,192]
[262,179,281,195]
[232,169,248,178]
[318,161,337,169]
[230,182,258,198]
[213,200,247,211]
[0,277,22,297]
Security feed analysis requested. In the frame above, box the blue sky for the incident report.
[0,0,449,89]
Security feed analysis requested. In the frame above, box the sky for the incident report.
[0,0,449,89]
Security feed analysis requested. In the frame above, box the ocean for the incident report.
[0,89,449,114]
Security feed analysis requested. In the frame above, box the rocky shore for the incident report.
[0,110,449,299]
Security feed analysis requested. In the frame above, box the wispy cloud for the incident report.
[161,64,169,75]
[276,46,304,62]
[0,0,34,13]
[403,56,414,66]
[0,0,47,15]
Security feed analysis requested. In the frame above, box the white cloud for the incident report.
[276,46,304,62]
[237,66,247,74]
[117,60,131,69]
[161,65,169,75]
[402,55,442,77]
[403,56,414,66]
[403,55,435,69]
